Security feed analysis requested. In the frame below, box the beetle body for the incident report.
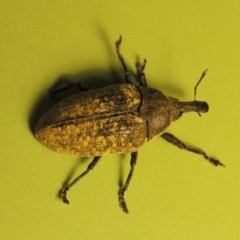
[35,83,197,156]
[34,36,224,214]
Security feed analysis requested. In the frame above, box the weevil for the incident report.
[35,36,225,213]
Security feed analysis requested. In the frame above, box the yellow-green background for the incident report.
[1,1,240,239]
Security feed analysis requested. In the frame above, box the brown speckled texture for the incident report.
[35,84,147,156]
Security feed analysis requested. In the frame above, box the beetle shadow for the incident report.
[56,157,90,200]
[29,66,125,134]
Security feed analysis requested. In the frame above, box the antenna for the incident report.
[194,69,208,116]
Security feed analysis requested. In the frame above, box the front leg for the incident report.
[161,132,225,167]
[136,59,148,87]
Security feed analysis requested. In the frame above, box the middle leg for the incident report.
[119,152,138,213]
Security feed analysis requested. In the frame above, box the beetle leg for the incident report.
[115,36,133,84]
[49,82,89,99]
[119,152,138,213]
[161,132,225,167]
[137,59,148,87]
[75,82,89,91]
[60,156,101,204]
